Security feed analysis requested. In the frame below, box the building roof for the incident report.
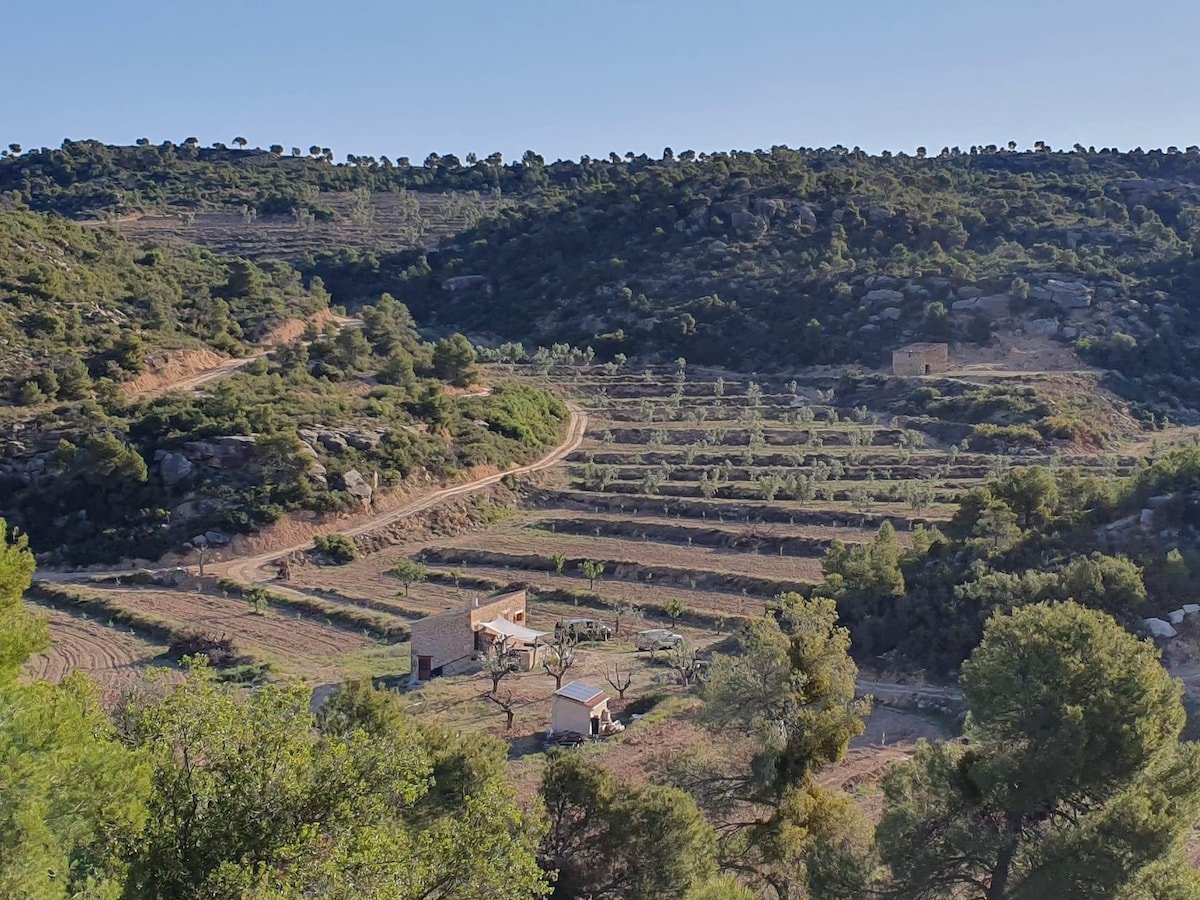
[555,680,607,707]
[895,342,948,353]
[479,616,549,644]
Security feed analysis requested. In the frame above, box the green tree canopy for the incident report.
[876,601,1200,899]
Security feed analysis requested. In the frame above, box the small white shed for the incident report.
[551,681,611,736]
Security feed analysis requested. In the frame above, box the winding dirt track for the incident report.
[216,404,588,585]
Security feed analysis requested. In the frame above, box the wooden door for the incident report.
[418,656,432,680]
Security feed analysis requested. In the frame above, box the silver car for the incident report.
[635,629,684,651]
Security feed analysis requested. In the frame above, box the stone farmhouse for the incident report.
[409,589,548,682]
[892,342,949,376]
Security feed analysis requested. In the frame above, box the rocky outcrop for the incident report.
[159,451,194,486]
[183,435,258,469]
[443,275,488,292]
[1032,279,1093,309]
[1027,318,1060,337]
[341,469,373,506]
[865,288,905,303]
[1142,617,1178,639]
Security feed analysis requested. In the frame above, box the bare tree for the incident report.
[668,641,703,687]
[604,662,633,699]
[610,600,639,637]
[543,632,578,689]
[486,690,517,730]
[482,636,519,695]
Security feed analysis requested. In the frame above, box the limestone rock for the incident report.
[1183,604,1200,615]
[880,307,903,320]
[957,286,983,300]
[795,204,817,227]
[205,530,230,546]
[865,288,904,303]
[341,469,373,505]
[730,210,768,237]
[974,294,1012,318]
[1169,609,1187,625]
[319,432,349,453]
[1142,617,1178,639]
[160,452,194,486]
[342,430,383,451]
[1027,318,1060,337]
[443,275,488,292]
[951,297,979,312]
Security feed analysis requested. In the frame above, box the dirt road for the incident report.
[216,403,588,585]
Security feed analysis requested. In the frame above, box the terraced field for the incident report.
[108,189,509,259]
[24,603,171,698]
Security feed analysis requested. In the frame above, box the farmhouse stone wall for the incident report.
[410,590,528,680]
[892,343,949,376]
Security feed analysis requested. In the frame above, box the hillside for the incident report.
[7,140,1197,416]
[0,206,568,564]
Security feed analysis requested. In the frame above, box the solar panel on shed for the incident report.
[555,681,604,704]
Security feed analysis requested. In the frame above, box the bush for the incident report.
[168,629,237,666]
[313,533,358,564]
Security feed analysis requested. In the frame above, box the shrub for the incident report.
[313,533,358,564]
[168,629,236,666]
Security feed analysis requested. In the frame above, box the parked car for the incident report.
[556,617,613,642]
[635,629,685,651]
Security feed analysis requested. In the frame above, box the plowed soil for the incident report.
[24,604,171,697]
[87,587,374,661]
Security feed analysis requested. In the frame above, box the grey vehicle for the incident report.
[634,629,685,651]
[555,617,613,642]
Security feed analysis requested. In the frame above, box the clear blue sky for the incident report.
[4,0,1197,162]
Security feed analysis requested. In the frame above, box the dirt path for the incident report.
[127,313,360,400]
[216,404,588,585]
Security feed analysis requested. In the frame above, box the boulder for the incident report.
[792,203,817,227]
[341,430,383,451]
[1062,326,1079,339]
[957,286,983,300]
[974,294,1012,318]
[730,210,768,237]
[443,275,488,292]
[709,240,729,254]
[1045,279,1093,309]
[1140,508,1155,526]
[183,435,257,468]
[205,530,230,546]
[951,297,979,312]
[319,432,349,453]
[880,307,903,321]
[1142,617,1178,639]
[751,198,787,218]
[1170,609,1187,625]
[341,469,373,505]
[866,206,890,225]
[865,288,905,303]
[1027,318,1060,337]
[160,452,195,486]
[1183,604,1200,615]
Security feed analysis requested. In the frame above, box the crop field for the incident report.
[23,602,172,699]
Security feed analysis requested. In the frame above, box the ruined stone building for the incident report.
[892,342,949,376]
